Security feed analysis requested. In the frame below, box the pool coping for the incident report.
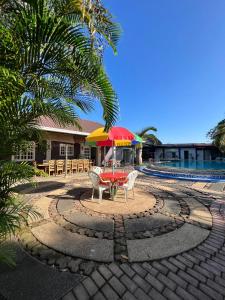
[138,165,225,182]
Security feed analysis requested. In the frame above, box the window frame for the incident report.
[59,143,74,156]
[13,142,36,162]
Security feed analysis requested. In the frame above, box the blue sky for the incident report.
[80,0,225,143]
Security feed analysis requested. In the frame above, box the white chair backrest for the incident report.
[89,171,101,189]
[126,170,138,190]
[92,166,103,175]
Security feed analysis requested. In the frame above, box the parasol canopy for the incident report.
[86,127,135,146]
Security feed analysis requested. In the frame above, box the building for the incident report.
[153,143,222,161]
[12,116,103,164]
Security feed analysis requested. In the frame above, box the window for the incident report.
[60,144,74,156]
[84,147,91,159]
[14,143,35,161]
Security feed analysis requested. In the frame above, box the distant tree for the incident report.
[208,119,225,153]
[136,126,161,164]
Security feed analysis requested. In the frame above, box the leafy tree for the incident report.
[0,0,120,158]
[136,126,161,164]
[208,119,225,153]
[0,0,120,265]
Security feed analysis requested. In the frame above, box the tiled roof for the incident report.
[37,116,103,135]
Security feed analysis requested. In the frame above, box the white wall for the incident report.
[180,148,196,160]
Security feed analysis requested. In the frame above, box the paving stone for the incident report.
[62,291,76,300]
[178,270,198,287]
[120,274,138,293]
[124,214,172,232]
[199,283,223,300]
[57,199,74,213]
[168,257,186,270]
[120,263,135,277]
[131,263,147,277]
[127,224,209,261]
[150,288,167,300]
[157,272,176,291]
[161,259,178,273]
[187,284,211,300]
[176,286,197,300]
[145,273,164,292]
[163,287,181,300]
[142,262,159,276]
[133,274,151,292]
[91,270,105,288]
[167,272,188,289]
[152,261,169,275]
[134,288,150,300]
[200,262,221,276]
[108,263,123,277]
[109,276,126,296]
[93,292,106,300]
[187,197,212,227]
[207,279,225,296]
[82,278,98,296]
[64,211,114,232]
[73,284,89,300]
[161,198,181,215]
[98,265,113,280]
[68,259,82,273]
[102,284,119,300]
[122,291,137,300]
[32,222,114,262]
[186,268,207,283]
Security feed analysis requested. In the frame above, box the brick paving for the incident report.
[59,176,225,300]
[6,173,225,300]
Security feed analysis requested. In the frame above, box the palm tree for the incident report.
[0,0,121,158]
[136,126,161,165]
[208,119,225,153]
[0,0,121,265]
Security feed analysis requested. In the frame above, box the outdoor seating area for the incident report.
[89,167,138,202]
[36,159,93,176]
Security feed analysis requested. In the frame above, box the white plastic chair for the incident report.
[118,170,138,201]
[92,166,103,175]
[88,171,110,203]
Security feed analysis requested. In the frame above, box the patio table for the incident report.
[100,172,128,200]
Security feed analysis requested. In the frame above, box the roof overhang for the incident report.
[37,126,90,136]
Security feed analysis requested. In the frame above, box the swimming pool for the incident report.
[158,160,225,171]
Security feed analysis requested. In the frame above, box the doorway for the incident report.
[184,150,189,160]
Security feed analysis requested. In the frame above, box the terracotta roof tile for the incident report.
[37,116,103,134]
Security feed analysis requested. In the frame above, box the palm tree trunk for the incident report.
[136,145,143,165]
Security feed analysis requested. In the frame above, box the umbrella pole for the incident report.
[112,145,116,174]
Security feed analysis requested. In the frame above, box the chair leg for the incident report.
[99,189,102,203]
[132,188,135,199]
[91,188,94,200]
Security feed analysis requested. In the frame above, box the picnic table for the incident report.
[100,172,128,200]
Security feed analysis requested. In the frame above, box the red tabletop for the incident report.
[100,172,128,183]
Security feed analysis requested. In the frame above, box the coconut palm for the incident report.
[136,126,161,165]
[0,0,120,138]
[208,119,225,153]
[0,0,121,265]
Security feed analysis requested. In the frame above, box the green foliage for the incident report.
[0,0,120,266]
[136,126,162,145]
[34,167,48,177]
[208,119,225,153]
[0,161,41,266]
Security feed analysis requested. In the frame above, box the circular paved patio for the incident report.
[20,175,212,270]
[15,174,225,300]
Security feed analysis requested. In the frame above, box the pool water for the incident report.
[159,160,225,171]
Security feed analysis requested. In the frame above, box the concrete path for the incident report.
[0,243,81,300]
